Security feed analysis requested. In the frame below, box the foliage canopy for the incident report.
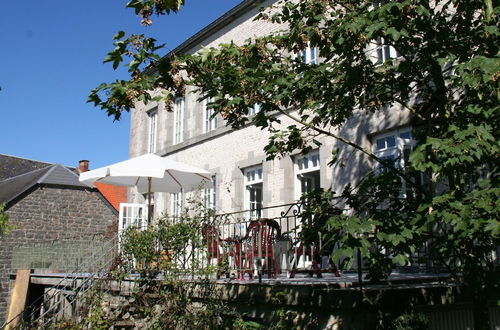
[90,0,499,327]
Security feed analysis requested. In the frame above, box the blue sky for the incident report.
[0,0,241,169]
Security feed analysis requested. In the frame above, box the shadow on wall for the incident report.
[328,104,412,199]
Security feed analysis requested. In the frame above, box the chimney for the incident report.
[78,160,89,173]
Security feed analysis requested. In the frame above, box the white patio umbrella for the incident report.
[79,153,211,221]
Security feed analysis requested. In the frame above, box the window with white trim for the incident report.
[247,103,261,116]
[373,128,425,195]
[171,191,183,218]
[374,37,400,65]
[373,127,428,198]
[301,46,319,65]
[294,150,321,199]
[147,109,157,153]
[173,97,185,144]
[204,175,217,211]
[203,98,217,133]
[243,165,263,219]
[142,193,155,223]
[119,203,147,233]
[373,129,415,172]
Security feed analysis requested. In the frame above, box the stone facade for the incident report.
[0,186,117,324]
[128,0,412,218]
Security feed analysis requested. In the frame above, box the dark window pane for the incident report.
[386,135,396,148]
[400,131,411,139]
[376,138,386,150]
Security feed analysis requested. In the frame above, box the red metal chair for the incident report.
[240,218,281,280]
[202,224,225,278]
[288,242,340,278]
[202,224,243,279]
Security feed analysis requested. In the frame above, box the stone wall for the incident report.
[0,185,117,325]
[127,0,412,219]
[28,277,500,329]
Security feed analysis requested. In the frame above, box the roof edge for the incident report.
[170,0,265,55]
[37,163,81,184]
[0,153,76,170]
[145,0,266,75]
[0,165,52,184]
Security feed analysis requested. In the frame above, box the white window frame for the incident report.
[147,109,158,153]
[204,175,217,211]
[368,1,400,65]
[294,150,321,200]
[375,37,400,64]
[243,165,263,219]
[203,98,217,133]
[118,203,148,256]
[301,46,319,65]
[119,203,148,233]
[247,103,261,116]
[373,128,415,171]
[173,97,185,144]
[373,128,421,198]
[170,191,183,218]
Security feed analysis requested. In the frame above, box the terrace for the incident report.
[4,202,457,329]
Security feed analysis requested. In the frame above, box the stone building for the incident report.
[128,0,413,220]
[0,163,118,324]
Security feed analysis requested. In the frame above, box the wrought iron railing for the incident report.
[197,202,441,280]
[3,202,444,328]
[198,202,340,281]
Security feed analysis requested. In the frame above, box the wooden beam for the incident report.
[5,269,31,330]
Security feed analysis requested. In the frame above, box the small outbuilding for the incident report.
[0,162,118,324]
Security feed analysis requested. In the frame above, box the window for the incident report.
[203,98,217,133]
[247,103,261,116]
[171,191,183,218]
[244,165,263,219]
[204,175,217,211]
[295,150,321,199]
[373,129,415,173]
[375,37,400,65]
[147,109,157,153]
[301,46,318,65]
[119,203,147,232]
[373,128,425,194]
[173,97,185,144]
[142,193,155,223]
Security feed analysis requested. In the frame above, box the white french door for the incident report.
[118,203,148,233]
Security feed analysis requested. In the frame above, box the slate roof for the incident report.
[0,154,53,181]
[0,154,126,211]
[0,164,89,205]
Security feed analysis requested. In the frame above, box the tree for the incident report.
[89,0,499,328]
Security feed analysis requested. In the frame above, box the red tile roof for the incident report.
[95,182,127,211]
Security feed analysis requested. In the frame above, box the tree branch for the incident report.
[276,108,429,196]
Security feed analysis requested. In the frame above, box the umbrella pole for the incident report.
[147,177,152,224]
